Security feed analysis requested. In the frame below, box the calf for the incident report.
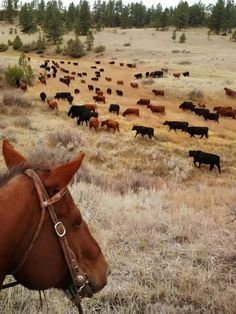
[116,90,123,96]
[123,108,139,117]
[81,80,86,84]
[101,119,119,132]
[137,98,150,105]
[147,105,165,114]
[89,117,99,131]
[40,92,47,102]
[47,98,58,111]
[77,111,98,126]
[163,121,189,132]
[203,112,219,123]
[109,104,120,115]
[189,150,221,173]
[130,83,138,88]
[152,89,164,96]
[105,77,112,82]
[117,80,124,85]
[184,126,209,138]
[179,101,195,111]
[173,73,181,78]
[132,125,154,139]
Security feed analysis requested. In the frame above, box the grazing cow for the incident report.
[60,61,65,64]
[77,111,99,126]
[130,83,139,88]
[99,68,104,72]
[132,125,154,139]
[68,61,71,64]
[84,104,97,112]
[40,92,47,102]
[203,112,219,122]
[68,105,87,118]
[184,126,209,138]
[77,73,82,77]
[59,77,70,86]
[123,108,139,117]
[20,83,27,92]
[116,90,123,96]
[88,84,94,91]
[93,95,106,103]
[91,77,99,81]
[81,80,86,84]
[152,89,164,96]
[82,72,87,76]
[127,63,136,68]
[67,95,74,105]
[134,73,142,79]
[95,71,100,75]
[213,106,232,111]
[182,71,190,77]
[117,80,124,85]
[163,121,189,132]
[137,98,150,105]
[95,87,100,94]
[74,88,80,94]
[109,104,120,115]
[105,77,112,82]
[39,74,47,85]
[71,71,76,75]
[192,108,209,116]
[224,87,236,97]
[55,92,72,100]
[47,98,58,111]
[107,88,112,95]
[95,61,101,64]
[173,73,181,78]
[147,105,165,114]
[101,119,119,132]
[109,61,115,65]
[89,117,99,131]
[189,150,221,174]
[64,75,75,81]
[150,71,163,78]
[73,62,78,66]
[218,108,235,119]
[179,101,195,111]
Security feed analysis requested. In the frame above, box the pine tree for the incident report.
[179,32,186,43]
[3,0,14,23]
[75,0,91,35]
[44,1,64,44]
[18,53,35,85]
[173,1,189,30]
[208,0,225,34]
[12,35,23,50]
[65,36,85,58]
[19,3,37,33]
[160,8,170,30]
[85,29,94,51]
[37,0,45,25]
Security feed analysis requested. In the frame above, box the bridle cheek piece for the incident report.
[4,169,91,313]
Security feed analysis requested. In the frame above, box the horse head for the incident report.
[1,140,110,302]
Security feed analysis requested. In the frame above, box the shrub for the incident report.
[46,129,83,148]
[0,44,8,52]
[5,65,24,86]
[12,35,23,50]
[14,116,31,128]
[2,91,31,108]
[188,89,204,100]
[8,40,12,46]
[94,45,106,53]
[123,43,131,47]
[18,53,35,86]
[179,32,186,43]
[65,36,85,58]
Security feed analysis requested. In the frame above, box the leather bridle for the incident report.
[2,168,91,313]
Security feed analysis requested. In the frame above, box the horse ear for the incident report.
[2,140,27,169]
[44,153,85,190]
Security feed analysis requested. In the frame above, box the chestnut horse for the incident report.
[0,140,110,311]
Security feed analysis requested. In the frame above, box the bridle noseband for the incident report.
[2,168,90,313]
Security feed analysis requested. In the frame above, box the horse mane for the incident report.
[0,164,49,188]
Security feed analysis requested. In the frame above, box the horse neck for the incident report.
[0,174,40,278]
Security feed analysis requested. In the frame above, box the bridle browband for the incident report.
[2,168,90,313]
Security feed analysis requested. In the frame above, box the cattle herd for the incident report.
[15,58,236,175]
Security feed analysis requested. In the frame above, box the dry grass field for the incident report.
[0,25,236,313]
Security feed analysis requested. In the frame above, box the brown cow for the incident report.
[64,75,75,80]
[101,119,120,132]
[214,106,232,111]
[81,79,86,84]
[224,87,236,97]
[84,104,97,112]
[105,77,112,82]
[152,89,164,96]
[173,73,181,78]
[117,80,124,85]
[130,83,138,88]
[137,98,150,105]
[20,83,27,92]
[93,95,106,103]
[123,108,139,117]
[96,90,104,96]
[39,73,47,85]
[47,98,58,111]
[147,105,165,114]
[217,108,235,119]
[89,117,99,131]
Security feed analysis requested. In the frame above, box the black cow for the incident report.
[179,101,195,111]
[74,89,80,94]
[163,121,189,132]
[91,77,99,81]
[55,92,72,100]
[109,104,120,115]
[107,88,112,95]
[192,108,209,116]
[109,61,115,65]
[184,126,209,138]
[99,68,104,72]
[150,71,163,78]
[203,112,219,123]
[95,61,101,64]
[77,73,82,77]
[77,111,99,126]
[67,95,74,104]
[68,105,87,118]
[183,71,190,77]
[134,73,143,79]
[82,72,87,76]
[40,92,47,102]
[59,78,70,86]
[73,62,78,66]
[189,150,221,173]
[132,125,154,139]
[88,85,94,91]
[145,72,150,77]
[116,90,123,96]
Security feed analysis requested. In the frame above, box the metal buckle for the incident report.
[54,222,66,237]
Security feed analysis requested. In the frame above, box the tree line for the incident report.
[1,0,236,41]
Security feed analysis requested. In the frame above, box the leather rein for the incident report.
[2,169,90,313]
